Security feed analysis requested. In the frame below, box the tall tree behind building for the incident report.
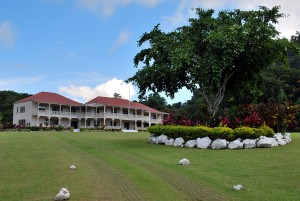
[0,91,31,124]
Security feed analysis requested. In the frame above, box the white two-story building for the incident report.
[13,92,167,131]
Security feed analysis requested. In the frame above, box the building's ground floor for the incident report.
[27,115,156,130]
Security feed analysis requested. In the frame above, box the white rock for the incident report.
[284,133,292,143]
[271,138,278,147]
[277,138,287,146]
[156,134,168,144]
[274,133,283,139]
[178,158,190,165]
[149,135,157,144]
[233,184,243,191]
[257,136,272,148]
[55,188,70,201]
[173,137,185,147]
[211,139,227,150]
[185,140,196,148]
[243,139,256,149]
[228,140,244,149]
[165,138,174,146]
[196,137,212,149]
[69,165,76,170]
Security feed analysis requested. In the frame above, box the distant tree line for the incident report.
[0,91,31,127]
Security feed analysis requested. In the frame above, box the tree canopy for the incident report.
[0,90,31,125]
[128,6,299,118]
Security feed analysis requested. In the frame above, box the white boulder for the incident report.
[156,134,168,144]
[228,140,244,149]
[233,184,243,191]
[185,140,196,148]
[257,136,272,148]
[69,165,76,170]
[149,135,157,144]
[165,138,174,146]
[243,139,256,149]
[55,188,70,201]
[196,137,212,149]
[283,133,292,144]
[271,138,278,147]
[211,139,227,150]
[274,133,283,139]
[173,137,185,147]
[178,158,190,165]
[277,138,287,146]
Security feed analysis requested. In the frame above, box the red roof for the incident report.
[85,96,164,113]
[15,92,81,106]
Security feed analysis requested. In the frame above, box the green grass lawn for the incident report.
[0,131,299,201]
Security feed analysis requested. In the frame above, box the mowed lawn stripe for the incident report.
[50,133,148,201]
[0,132,107,201]
[53,133,190,201]
[55,132,232,201]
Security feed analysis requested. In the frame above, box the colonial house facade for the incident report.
[13,92,167,131]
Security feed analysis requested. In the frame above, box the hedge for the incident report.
[147,125,275,141]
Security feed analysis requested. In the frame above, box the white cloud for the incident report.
[59,78,135,102]
[162,0,300,39]
[110,29,131,52]
[0,21,15,48]
[76,0,164,16]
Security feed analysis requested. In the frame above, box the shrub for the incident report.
[233,126,256,139]
[256,125,275,137]
[148,125,275,141]
[55,125,64,131]
[210,127,234,140]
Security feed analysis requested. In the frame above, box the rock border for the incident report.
[149,133,292,149]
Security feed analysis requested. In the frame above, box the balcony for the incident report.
[32,110,161,123]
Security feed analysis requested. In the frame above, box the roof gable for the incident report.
[15,92,81,106]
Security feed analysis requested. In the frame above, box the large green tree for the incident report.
[128,6,298,118]
[138,92,167,111]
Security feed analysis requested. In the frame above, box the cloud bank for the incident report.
[59,78,135,102]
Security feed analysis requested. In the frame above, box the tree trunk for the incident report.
[199,72,234,118]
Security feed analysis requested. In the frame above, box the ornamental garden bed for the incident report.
[148,125,292,149]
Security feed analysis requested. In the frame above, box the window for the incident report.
[20,106,25,113]
[19,119,25,126]
[16,107,19,114]
[39,105,46,111]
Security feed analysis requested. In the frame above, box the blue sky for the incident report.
[0,0,299,104]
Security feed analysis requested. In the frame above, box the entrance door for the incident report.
[124,122,130,130]
[71,121,78,129]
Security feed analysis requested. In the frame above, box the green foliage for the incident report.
[233,126,257,139]
[210,127,234,140]
[0,90,31,124]
[257,125,276,137]
[128,6,293,118]
[148,125,274,140]
[138,92,167,111]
